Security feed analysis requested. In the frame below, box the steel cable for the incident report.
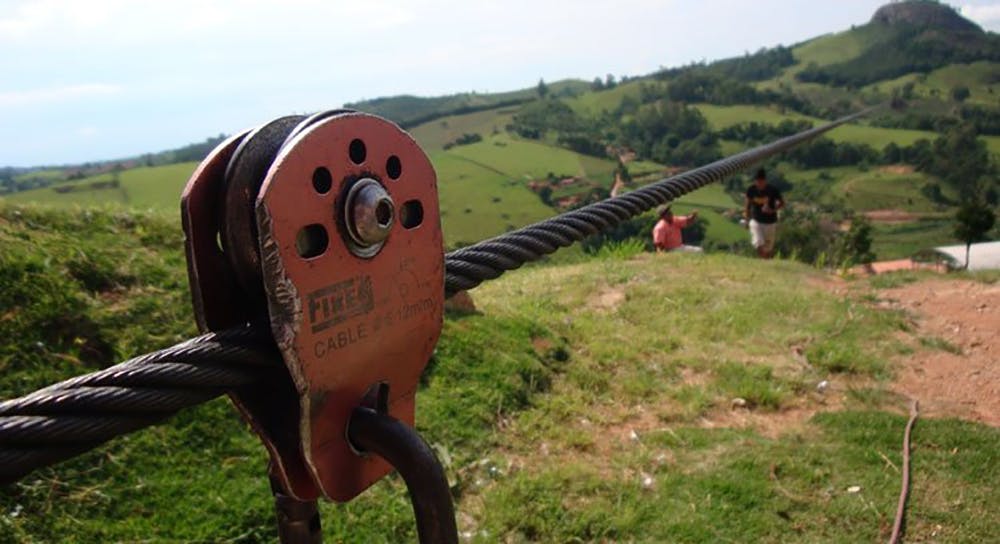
[0,108,875,483]
[443,109,871,296]
[0,327,279,484]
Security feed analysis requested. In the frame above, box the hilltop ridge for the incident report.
[872,0,982,32]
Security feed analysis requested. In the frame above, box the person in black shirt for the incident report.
[743,168,784,259]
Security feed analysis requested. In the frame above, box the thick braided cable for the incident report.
[443,109,872,296]
[0,327,279,484]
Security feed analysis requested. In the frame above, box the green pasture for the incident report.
[431,151,554,247]
[695,104,936,149]
[867,62,1000,106]
[837,169,945,213]
[565,80,643,115]
[694,103,819,129]
[4,162,198,212]
[871,219,960,260]
[408,107,516,151]
[445,134,617,182]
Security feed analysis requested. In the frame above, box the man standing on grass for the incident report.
[652,205,701,253]
[744,168,784,259]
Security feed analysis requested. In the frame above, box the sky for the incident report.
[1,0,998,167]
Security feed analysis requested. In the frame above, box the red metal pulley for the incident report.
[181,111,444,502]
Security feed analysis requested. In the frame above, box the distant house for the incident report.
[851,241,1000,275]
[914,241,1000,271]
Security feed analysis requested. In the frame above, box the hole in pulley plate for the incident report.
[400,200,423,229]
[296,224,329,258]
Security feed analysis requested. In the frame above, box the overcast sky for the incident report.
[2,0,998,167]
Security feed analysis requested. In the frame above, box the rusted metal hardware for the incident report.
[272,472,322,544]
[347,403,458,544]
[183,111,446,511]
[183,119,319,500]
[255,112,444,502]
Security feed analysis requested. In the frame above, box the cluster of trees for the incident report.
[636,72,806,112]
[914,124,997,204]
[617,101,720,166]
[717,120,814,145]
[773,211,875,267]
[509,94,722,166]
[874,104,1000,136]
[442,133,482,150]
[653,46,795,83]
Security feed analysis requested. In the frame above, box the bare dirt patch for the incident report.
[864,209,920,224]
[587,285,626,312]
[879,164,915,175]
[881,279,999,426]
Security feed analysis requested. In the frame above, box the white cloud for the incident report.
[961,4,1000,31]
[0,83,122,107]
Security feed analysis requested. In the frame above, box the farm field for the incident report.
[4,162,198,212]
[865,62,1000,106]
[431,151,554,247]
[695,104,936,149]
[408,108,517,151]
[985,135,1000,158]
[694,103,820,128]
[565,80,643,115]
[871,219,959,259]
[444,134,618,182]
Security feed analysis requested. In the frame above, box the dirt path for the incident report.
[881,279,999,426]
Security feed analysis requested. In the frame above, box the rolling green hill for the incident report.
[4,162,198,211]
[347,79,591,128]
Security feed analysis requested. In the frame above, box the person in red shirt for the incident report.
[652,205,701,252]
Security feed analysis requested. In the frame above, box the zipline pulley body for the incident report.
[181,111,445,502]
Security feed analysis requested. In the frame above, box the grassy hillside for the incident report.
[408,108,518,151]
[793,24,891,69]
[348,79,590,127]
[864,61,1000,106]
[4,162,198,212]
[1,206,996,542]
[432,151,554,247]
[694,104,937,148]
[565,80,643,115]
[445,133,616,181]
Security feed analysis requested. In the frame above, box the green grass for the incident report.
[1,207,996,542]
[868,62,1000,107]
[836,168,945,213]
[11,168,66,185]
[408,107,516,151]
[431,151,554,247]
[871,219,960,260]
[792,25,888,69]
[984,136,1000,159]
[695,104,936,149]
[446,133,617,182]
[694,104,820,129]
[565,80,643,115]
[826,123,935,148]
[674,182,737,209]
[5,162,198,212]
[476,412,998,542]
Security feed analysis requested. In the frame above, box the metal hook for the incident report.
[348,406,458,544]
